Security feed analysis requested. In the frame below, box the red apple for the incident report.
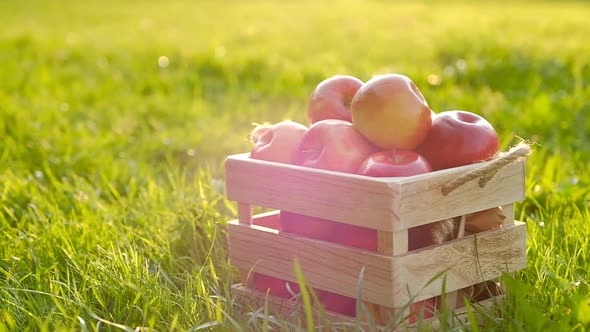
[280,211,335,242]
[280,211,377,251]
[293,119,379,174]
[315,291,437,324]
[307,75,363,124]
[253,273,357,316]
[249,120,308,164]
[252,213,282,231]
[356,149,440,251]
[293,216,444,253]
[318,291,356,317]
[350,74,432,150]
[416,110,500,171]
[253,273,300,299]
[357,149,432,177]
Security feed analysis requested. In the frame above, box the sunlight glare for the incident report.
[158,56,170,68]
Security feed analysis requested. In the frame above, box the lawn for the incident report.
[1,0,589,330]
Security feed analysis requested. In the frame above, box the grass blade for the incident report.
[293,258,314,331]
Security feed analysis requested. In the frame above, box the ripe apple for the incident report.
[318,291,356,317]
[356,149,441,251]
[253,273,357,316]
[280,211,377,251]
[280,211,335,241]
[253,273,300,299]
[249,120,308,164]
[329,215,449,253]
[350,74,432,150]
[416,110,500,171]
[307,75,364,124]
[357,149,432,177]
[317,292,437,324]
[336,221,444,252]
[293,119,379,174]
[316,291,437,324]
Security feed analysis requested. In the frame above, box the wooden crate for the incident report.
[225,147,528,328]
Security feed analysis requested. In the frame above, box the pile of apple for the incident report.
[247,73,503,319]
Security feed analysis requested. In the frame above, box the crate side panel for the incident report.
[227,220,395,307]
[231,284,304,319]
[232,283,503,330]
[391,221,527,306]
[397,158,526,230]
[225,154,400,232]
[231,284,356,324]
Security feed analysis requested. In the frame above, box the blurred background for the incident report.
[3,0,589,174]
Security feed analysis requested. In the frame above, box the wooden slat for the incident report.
[231,283,504,331]
[393,230,409,255]
[231,283,364,328]
[370,228,406,324]
[377,231,393,256]
[225,153,526,232]
[237,202,252,225]
[501,204,515,225]
[445,215,466,311]
[228,214,526,308]
[395,158,526,231]
[225,153,401,232]
[391,221,526,306]
[228,220,396,307]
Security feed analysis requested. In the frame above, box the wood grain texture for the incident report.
[395,158,526,231]
[391,221,526,306]
[226,153,526,328]
[225,153,526,232]
[228,219,396,307]
[226,153,401,232]
[231,283,365,327]
[228,212,526,308]
[231,283,504,331]
[377,230,408,256]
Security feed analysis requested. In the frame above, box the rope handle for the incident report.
[441,142,532,196]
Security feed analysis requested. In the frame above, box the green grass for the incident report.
[1,0,590,330]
